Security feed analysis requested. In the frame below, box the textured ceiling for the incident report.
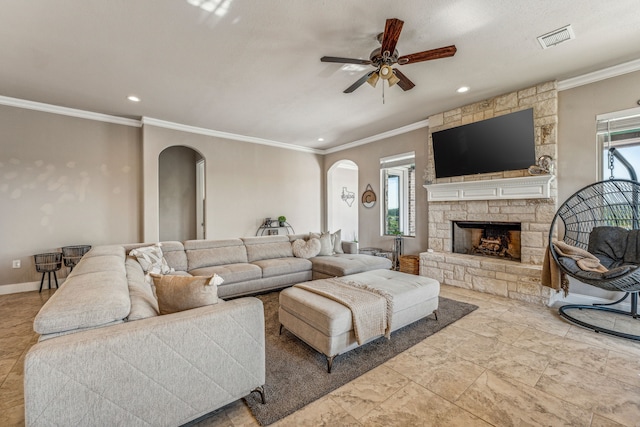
[1,0,640,150]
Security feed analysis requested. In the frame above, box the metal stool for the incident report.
[34,252,62,292]
[61,245,91,272]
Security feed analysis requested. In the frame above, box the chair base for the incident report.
[558,292,640,341]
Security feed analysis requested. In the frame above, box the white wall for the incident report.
[0,105,142,287]
[143,124,323,240]
[324,127,429,255]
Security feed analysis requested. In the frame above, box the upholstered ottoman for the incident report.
[278,269,440,372]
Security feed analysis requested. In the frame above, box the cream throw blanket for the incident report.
[295,278,394,345]
[542,240,609,297]
[552,240,608,273]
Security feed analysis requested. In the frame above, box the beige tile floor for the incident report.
[2,285,640,426]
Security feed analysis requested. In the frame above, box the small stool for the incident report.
[34,252,62,292]
[61,245,91,271]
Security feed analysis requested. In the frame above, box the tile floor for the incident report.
[2,285,640,426]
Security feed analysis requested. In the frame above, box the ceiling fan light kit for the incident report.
[321,18,457,94]
[366,72,379,88]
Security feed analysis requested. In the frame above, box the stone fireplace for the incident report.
[419,81,559,306]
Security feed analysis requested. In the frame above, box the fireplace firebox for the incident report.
[452,221,521,261]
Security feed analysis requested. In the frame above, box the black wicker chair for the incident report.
[549,179,640,340]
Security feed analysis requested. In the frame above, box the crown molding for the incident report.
[324,119,429,154]
[0,95,141,127]
[141,117,323,154]
[557,58,640,91]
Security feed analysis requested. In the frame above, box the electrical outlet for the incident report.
[12,260,21,268]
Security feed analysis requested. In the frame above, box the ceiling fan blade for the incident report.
[397,45,457,65]
[321,56,372,65]
[344,71,375,93]
[393,69,415,91]
[381,18,404,56]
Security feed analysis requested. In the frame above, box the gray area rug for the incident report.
[244,291,478,426]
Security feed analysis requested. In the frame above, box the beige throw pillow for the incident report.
[151,274,223,315]
[292,238,321,258]
[331,229,344,254]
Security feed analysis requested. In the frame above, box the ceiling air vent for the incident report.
[537,25,575,49]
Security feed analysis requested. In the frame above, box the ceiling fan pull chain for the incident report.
[382,80,385,104]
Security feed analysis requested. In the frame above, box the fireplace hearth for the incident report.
[453,221,521,261]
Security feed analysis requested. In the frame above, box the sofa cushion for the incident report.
[185,239,247,269]
[292,238,321,259]
[68,255,125,277]
[129,244,174,274]
[151,274,222,315]
[34,270,131,335]
[83,245,125,258]
[125,257,159,321]
[310,254,393,277]
[188,263,262,285]
[252,257,312,278]
[158,241,188,271]
[242,236,294,262]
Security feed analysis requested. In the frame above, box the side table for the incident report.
[34,252,62,292]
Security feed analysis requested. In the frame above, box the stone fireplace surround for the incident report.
[420,82,558,306]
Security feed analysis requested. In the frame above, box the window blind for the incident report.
[596,106,640,135]
[380,151,415,169]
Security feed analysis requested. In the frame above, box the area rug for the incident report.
[244,291,478,426]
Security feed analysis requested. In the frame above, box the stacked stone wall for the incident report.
[421,81,559,305]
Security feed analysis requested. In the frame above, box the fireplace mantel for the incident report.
[424,175,555,202]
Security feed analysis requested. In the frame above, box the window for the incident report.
[597,107,640,180]
[380,152,415,237]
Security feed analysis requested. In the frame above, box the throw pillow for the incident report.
[151,274,224,315]
[129,244,174,275]
[292,238,321,259]
[310,232,333,256]
[331,229,344,254]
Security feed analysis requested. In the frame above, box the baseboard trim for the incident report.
[0,279,66,295]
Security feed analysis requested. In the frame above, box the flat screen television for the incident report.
[431,108,536,179]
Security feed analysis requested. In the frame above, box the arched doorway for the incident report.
[158,146,205,241]
[327,160,358,242]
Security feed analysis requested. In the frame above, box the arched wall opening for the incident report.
[157,145,205,242]
[327,160,358,242]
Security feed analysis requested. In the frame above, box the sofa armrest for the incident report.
[342,241,359,254]
[25,298,265,427]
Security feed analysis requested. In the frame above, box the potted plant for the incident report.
[278,216,287,227]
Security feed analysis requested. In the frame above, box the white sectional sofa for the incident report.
[24,234,391,426]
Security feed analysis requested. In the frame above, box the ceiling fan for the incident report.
[321,18,457,93]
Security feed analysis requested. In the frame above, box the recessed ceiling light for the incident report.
[127,95,141,102]
[317,138,324,142]
[457,86,469,93]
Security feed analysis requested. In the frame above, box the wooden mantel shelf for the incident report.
[424,175,555,202]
